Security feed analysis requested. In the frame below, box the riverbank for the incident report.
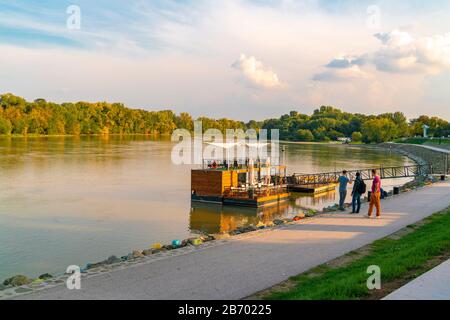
[281,140,367,146]
[0,133,170,139]
[4,179,449,300]
[379,142,449,174]
[395,137,450,146]
[0,210,318,298]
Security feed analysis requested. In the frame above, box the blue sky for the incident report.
[1,0,449,120]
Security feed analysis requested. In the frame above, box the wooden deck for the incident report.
[191,193,290,208]
[223,192,290,208]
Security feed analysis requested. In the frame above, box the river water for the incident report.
[0,136,414,280]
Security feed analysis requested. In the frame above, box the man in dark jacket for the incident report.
[351,172,365,214]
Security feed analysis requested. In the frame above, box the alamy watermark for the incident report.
[171,121,280,166]
[67,5,81,30]
[367,265,381,290]
[366,5,381,30]
[66,265,81,290]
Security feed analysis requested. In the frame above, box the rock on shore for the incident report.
[3,275,31,287]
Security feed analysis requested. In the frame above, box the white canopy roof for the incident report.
[206,142,239,149]
[206,142,269,149]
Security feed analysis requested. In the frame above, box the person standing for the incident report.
[368,169,382,219]
[338,171,352,211]
[351,172,365,214]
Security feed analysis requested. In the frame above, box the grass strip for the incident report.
[396,138,450,145]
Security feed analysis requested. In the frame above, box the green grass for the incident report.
[264,208,450,300]
[396,138,450,145]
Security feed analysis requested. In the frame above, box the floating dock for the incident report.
[191,159,290,208]
[191,193,291,208]
[223,192,290,207]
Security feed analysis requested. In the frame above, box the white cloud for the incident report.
[313,65,372,82]
[325,55,367,69]
[372,30,450,74]
[314,54,371,81]
[232,54,282,89]
[374,29,414,47]
[317,29,450,79]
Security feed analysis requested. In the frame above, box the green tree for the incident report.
[362,118,397,143]
[0,93,447,143]
[176,112,194,131]
[297,129,314,142]
[410,116,449,137]
[328,130,344,141]
[0,117,12,135]
[351,131,363,142]
[313,127,331,142]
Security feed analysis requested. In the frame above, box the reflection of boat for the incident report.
[189,201,291,234]
[292,190,337,209]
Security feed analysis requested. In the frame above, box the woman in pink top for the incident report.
[368,169,382,218]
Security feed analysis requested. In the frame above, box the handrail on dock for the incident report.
[224,185,288,199]
[290,164,433,186]
[201,158,285,171]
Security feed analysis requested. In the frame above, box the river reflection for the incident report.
[190,202,292,234]
[189,191,339,234]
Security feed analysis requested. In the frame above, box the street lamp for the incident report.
[422,125,430,138]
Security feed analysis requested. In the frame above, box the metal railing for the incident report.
[224,185,288,199]
[202,158,275,170]
[290,164,433,186]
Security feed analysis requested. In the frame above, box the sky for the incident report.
[0,0,449,121]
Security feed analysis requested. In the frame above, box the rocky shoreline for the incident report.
[378,142,449,174]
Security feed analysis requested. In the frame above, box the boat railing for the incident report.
[224,185,288,199]
[202,158,277,170]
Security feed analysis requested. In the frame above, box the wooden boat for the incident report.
[191,159,290,208]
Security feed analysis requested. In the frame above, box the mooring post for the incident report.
[444,153,449,176]
[447,154,449,175]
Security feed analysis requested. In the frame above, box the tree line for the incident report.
[0,94,448,143]
[254,107,449,143]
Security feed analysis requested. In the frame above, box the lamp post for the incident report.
[422,124,430,139]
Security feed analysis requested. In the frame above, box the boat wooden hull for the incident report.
[192,193,290,208]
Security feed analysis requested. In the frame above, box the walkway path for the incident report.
[18,182,450,300]
[384,259,450,300]
[388,142,450,154]
[419,144,450,153]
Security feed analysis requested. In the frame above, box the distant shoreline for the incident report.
[0,135,367,145]
[0,133,171,138]
[280,140,366,146]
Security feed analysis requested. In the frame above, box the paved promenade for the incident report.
[18,181,450,300]
[419,144,450,153]
[384,259,450,300]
